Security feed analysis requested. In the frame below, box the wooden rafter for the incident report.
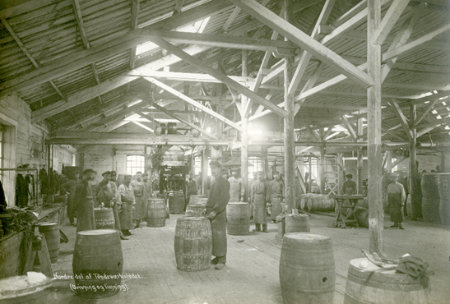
[144,77,241,131]
[229,0,373,87]
[415,98,443,127]
[148,101,217,140]
[417,121,447,138]
[341,117,358,141]
[222,7,241,32]
[389,100,413,140]
[287,0,335,97]
[130,0,140,69]
[0,0,231,96]
[150,38,287,117]
[374,0,410,45]
[0,17,65,100]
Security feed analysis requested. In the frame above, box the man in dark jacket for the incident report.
[73,169,96,232]
[205,160,230,270]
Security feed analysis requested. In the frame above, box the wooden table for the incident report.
[332,195,366,228]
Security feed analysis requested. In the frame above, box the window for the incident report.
[126,155,145,175]
[248,157,264,180]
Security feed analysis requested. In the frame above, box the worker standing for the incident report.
[387,173,406,229]
[131,171,145,228]
[118,175,135,236]
[268,171,284,223]
[228,169,242,202]
[73,169,97,232]
[251,171,268,232]
[205,160,230,270]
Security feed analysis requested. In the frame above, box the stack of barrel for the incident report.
[147,198,166,227]
[226,202,250,235]
[437,173,450,226]
[279,233,335,304]
[169,190,185,214]
[73,229,123,298]
[421,173,441,223]
[185,195,207,217]
[37,222,60,263]
[174,216,212,271]
[298,194,335,212]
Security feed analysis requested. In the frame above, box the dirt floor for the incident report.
[29,213,450,304]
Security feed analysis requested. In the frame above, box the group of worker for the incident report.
[64,169,152,240]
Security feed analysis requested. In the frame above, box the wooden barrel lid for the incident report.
[178,216,206,222]
[37,222,57,227]
[77,229,117,236]
[228,202,248,205]
[284,233,330,241]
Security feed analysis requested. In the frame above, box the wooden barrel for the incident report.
[285,214,310,233]
[344,257,429,304]
[38,222,60,263]
[421,174,440,223]
[189,195,207,205]
[299,194,310,210]
[276,215,286,240]
[226,202,250,235]
[438,173,450,226]
[94,208,115,229]
[186,204,206,217]
[174,217,212,271]
[0,231,23,279]
[169,191,185,214]
[279,233,335,304]
[147,198,166,227]
[307,194,335,212]
[73,229,123,299]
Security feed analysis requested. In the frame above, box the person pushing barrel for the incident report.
[205,160,230,270]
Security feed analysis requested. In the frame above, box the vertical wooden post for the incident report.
[440,152,446,171]
[308,155,312,193]
[241,49,249,202]
[263,147,269,179]
[357,116,364,193]
[385,150,392,172]
[409,103,418,218]
[319,144,325,194]
[367,0,383,254]
[201,147,208,196]
[337,153,343,195]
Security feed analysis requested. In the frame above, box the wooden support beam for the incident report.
[414,97,442,127]
[374,0,410,45]
[383,23,450,61]
[0,0,231,95]
[241,50,249,202]
[417,122,446,138]
[130,120,154,133]
[389,100,413,140]
[31,45,208,122]
[230,0,373,87]
[150,38,287,117]
[130,0,140,69]
[0,17,65,100]
[223,7,241,32]
[132,29,295,52]
[72,0,90,48]
[287,0,335,97]
[144,77,242,131]
[149,101,218,139]
[341,117,358,141]
[332,0,367,28]
[367,0,384,254]
[409,102,419,219]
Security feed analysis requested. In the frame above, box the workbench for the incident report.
[332,194,366,228]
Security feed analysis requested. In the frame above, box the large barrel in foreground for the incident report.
[72,229,123,299]
[226,202,250,235]
[174,217,212,272]
[147,198,166,227]
[344,258,429,304]
[279,233,335,304]
[94,208,115,229]
[38,222,60,263]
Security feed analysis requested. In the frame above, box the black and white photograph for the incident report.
[0,0,449,303]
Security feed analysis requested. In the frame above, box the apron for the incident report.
[270,195,282,221]
[119,185,134,230]
[388,192,403,223]
[210,211,227,258]
[133,183,145,221]
[76,195,95,232]
[253,193,267,224]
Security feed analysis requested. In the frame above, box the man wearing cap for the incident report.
[343,174,357,195]
[387,173,406,229]
[228,169,242,202]
[205,160,230,270]
[118,175,135,236]
[251,171,268,232]
[73,169,97,232]
[268,171,284,223]
[131,171,145,228]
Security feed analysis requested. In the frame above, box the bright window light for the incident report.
[442,101,447,106]
[128,99,142,107]
[424,101,430,104]
[436,115,442,120]
[136,41,158,55]
[431,109,438,114]
[175,16,210,33]
[445,126,450,130]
